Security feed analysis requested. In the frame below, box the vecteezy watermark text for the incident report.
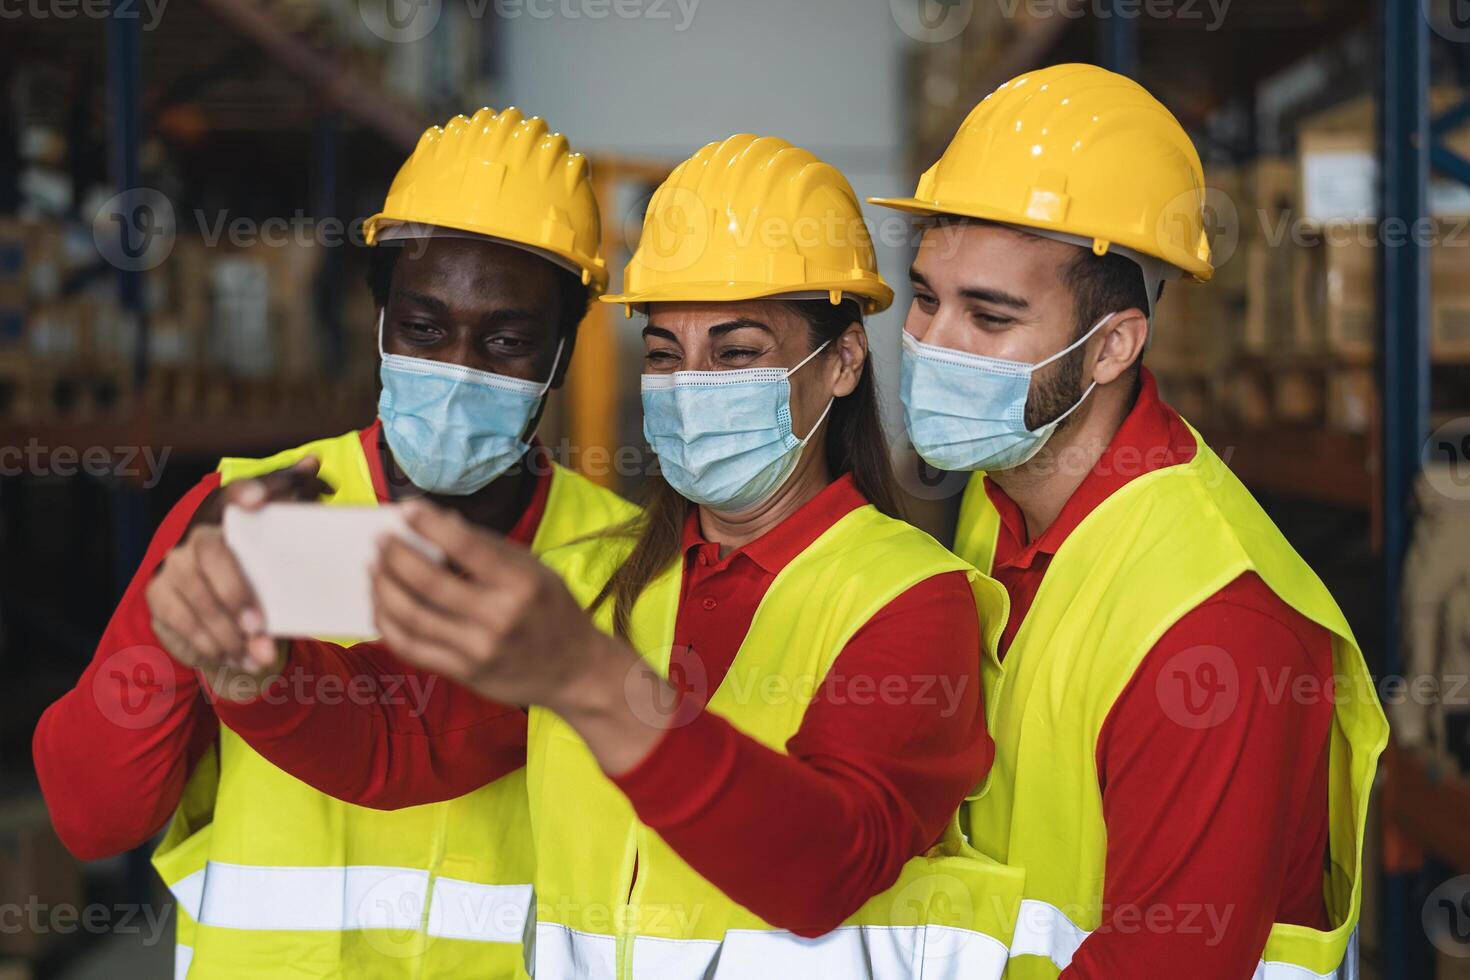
[0,440,170,488]
[0,0,168,30]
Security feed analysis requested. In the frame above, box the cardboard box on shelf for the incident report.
[1149,274,1244,375]
[1297,89,1470,224]
[1244,238,1300,353]
[1433,238,1470,360]
[1246,157,1298,240]
[0,794,82,960]
[1271,365,1326,426]
[1288,218,1470,360]
[1293,223,1376,357]
[1327,366,1375,433]
[209,253,273,378]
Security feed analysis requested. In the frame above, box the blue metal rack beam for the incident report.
[1379,0,1431,976]
[1101,0,1139,78]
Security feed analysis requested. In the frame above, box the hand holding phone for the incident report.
[223,503,443,639]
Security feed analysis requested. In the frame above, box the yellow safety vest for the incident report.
[528,502,1027,980]
[151,428,638,979]
[954,425,1389,980]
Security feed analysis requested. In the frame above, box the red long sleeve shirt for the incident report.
[31,421,550,859]
[983,370,1335,979]
[211,474,989,936]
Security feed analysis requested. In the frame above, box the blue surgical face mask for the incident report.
[377,312,562,495]
[642,341,834,513]
[900,313,1115,473]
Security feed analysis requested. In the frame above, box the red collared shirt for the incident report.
[209,474,989,937]
[983,370,1334,980]
[32,421,550,860]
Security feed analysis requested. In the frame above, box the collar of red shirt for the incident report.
[982,367,1199,571]
[680,473,868,576]
[359,419,551,547]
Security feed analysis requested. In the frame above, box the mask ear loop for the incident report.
[788,339,838,442]
[1030,312,1115,372]
[519,337,567,451]
[537,338,566,396]
[1027,312,1116,434]
[785,338,832,378]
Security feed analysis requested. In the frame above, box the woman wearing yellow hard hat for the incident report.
[210,133,1025,978]
[872,63,1387,979]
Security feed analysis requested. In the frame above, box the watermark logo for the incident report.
[1425,0,1470,43]
[93,187,174,272]
[1425,875,1470,958]
[1156,185,1240,271]
[890,0,974,42]
[625,645,707,729]
[890,873,976,959]
[891,441,971,502]
[361,0,442,43]
[1425,418,1470,502]
[358,872,438,958]
[1155,644,1239,729]
[92,645,178,730]
[636,186,710,277]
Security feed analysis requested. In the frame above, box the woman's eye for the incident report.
[486,336,529,351]
[914,293,938,312]
[720,347,760,361]
[645,349,679,364]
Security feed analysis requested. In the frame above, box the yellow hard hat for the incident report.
[870,63,1214,283]
[364,107,608,293]
[603,134,893,314]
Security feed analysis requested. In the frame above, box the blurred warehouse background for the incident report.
[2,0,1470,976]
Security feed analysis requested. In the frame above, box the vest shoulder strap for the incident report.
[955,472,1001,575]
[532,464,640,554]
[216,429,377,505]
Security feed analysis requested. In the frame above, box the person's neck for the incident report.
[698,443,832,558]
[380,432,538,535]
[988,384,1132,543]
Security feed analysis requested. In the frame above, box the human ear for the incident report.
[1093,309,1148,386]
[830,323,867,398]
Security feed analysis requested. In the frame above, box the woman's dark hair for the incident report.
[591,297,902,640]
[366,242,591,340]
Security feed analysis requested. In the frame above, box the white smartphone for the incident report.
[222,503,444,639]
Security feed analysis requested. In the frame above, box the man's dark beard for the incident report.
[1023,338,1087,432]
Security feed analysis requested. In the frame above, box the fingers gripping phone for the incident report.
[223,503,443,639]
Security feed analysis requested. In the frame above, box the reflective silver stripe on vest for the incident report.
[534,920,1010,979]
[1015,898,1351,980]
[167,862,530,940]
[175,943,193,979]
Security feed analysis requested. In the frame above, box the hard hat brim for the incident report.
[601,279,894,316]
[365,210,610,294]
[867,195,1214,283]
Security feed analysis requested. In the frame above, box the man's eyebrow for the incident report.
[908,267,1030,311]
[481,308,543,325]
[392,288,449,315]
[958,286,1030,310]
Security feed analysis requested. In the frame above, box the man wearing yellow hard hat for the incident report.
[34,107,634,978]
[871,63,1388,978]
[175,133,1028,978]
